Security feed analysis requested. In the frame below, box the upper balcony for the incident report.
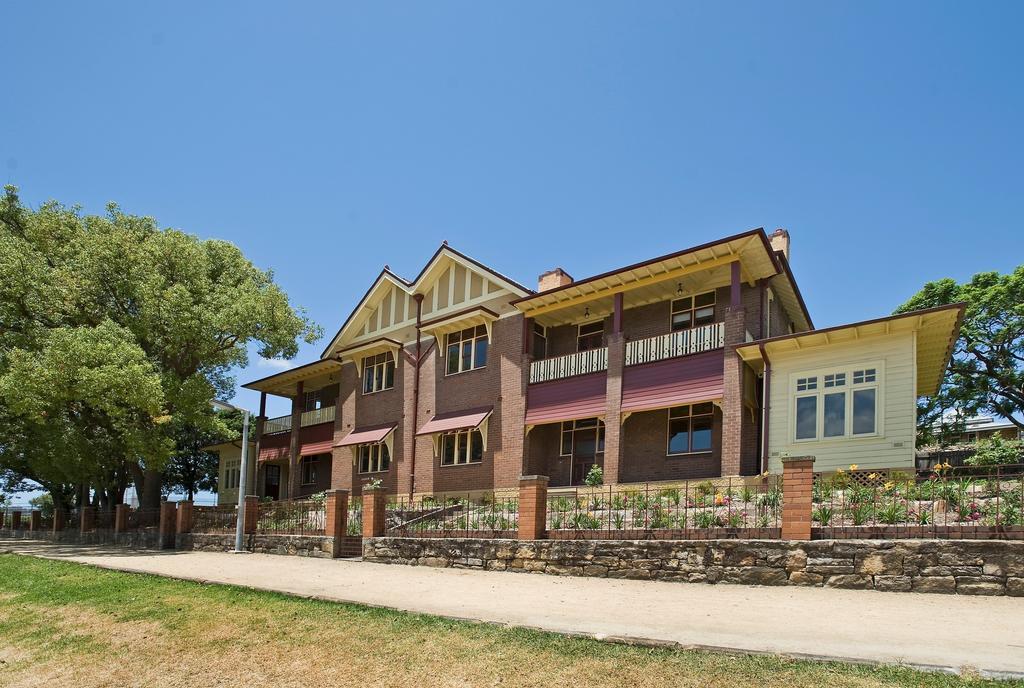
[263,405,336,434]
[624,321,724,366]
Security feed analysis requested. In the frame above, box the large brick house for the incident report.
[241,228,962,500]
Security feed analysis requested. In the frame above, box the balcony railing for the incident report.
[529,347,608,384]
[263,405,336,434]
[625,322,724,366]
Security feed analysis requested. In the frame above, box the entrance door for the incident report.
[570,429,600,485]
[264,465,281,501]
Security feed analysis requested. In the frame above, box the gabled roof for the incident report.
[320,243,531,359]
[735,303,965,397]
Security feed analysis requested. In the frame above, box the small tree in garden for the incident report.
[584,464,603,486]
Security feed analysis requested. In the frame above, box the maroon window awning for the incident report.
[416,406,492,436]
[334,423,397,447]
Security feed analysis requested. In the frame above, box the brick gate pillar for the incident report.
[114,504,129,533]
[80,506,95,534]
[29,510,41,532]
[11,511,22,531]
[53,509,65,534]
[325,489,350,557]
[176,501,194,535]
[362,487,387,539]
[158,501,177,549]
[242,495,259,535]
[781,456,815,540]
[518,475,549,540]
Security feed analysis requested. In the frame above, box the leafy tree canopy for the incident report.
[895,266,1024,445]
[0,186,321,508]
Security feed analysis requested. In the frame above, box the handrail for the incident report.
[529,347,609,384]
[625,322,725,366]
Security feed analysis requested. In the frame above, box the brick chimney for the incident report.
[537,268,573,292]
[770,228,790,262]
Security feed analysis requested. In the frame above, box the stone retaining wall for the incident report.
[0,527,162,550]
[363,537,1024,596]
[185,533,333,558]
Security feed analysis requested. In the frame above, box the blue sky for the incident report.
[4,1,1023,427]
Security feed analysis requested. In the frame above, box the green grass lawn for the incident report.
[0,553,1018,688]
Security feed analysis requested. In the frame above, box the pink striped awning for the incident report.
[416,407,492,436]
[334,423,397,447]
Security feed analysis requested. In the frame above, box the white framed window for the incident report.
[671,291,716,332]
[300,456,319,485]
[446,325,488,375]
[667,403,715,455]
[362,353,395,394]
[577,322,604,352]
[560,418,605,456]
[440,429,484,466]
[357,443,390,473]
[792,364,881,442]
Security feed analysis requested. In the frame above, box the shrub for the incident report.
[694,510,722,528]
[570,512,601,530]
[877,500,908,525]
[584,464,604,486]
[849,503,873,526]
[966,435,1024,467]
[658,488,681,505]
[695,480,715,498]
[612,512,625,530]
[740,485,755,504]
[812,506,833,525]
[650,505,671,529]
[757,488,781,509]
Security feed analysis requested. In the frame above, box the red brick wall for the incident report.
[620,407,723,482]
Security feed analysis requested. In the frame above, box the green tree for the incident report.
[162,408,243,500]
[896,266,1024,444]
[0,186,321,509]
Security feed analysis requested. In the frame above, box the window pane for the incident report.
[560,430,572,456]
[384,361,395,389]
[671,312,691,331]
[359,446,370,473]
[823,392,846,438]
[691,416,713,451]
[462,340,473,371]
[853,389,876,434]
[456,432,467,464]
[379,443,390,471]
[474,337,488,369]
[694,306,715,326]
[672,297,692,311]
[470,431,483,462]
[796,396,817,440]
[532,333,547,359]
[446,343,460,375]
[442,435,456,465]
[363,366,374,393]
[374,364,384,392]
[668,418,690,454]
[692,402,714,415]
[695,292,715,307]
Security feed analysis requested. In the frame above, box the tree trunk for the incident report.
[129,462,163,510]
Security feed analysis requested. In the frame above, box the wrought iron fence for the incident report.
[125,508,161,530]
[545,478,783,540]
[812,464,1024,540]
[64,509,81,530]
[347,501,363,537]
[193,505,238,533]
[93,509,116,531]
[255,499,326,536]
[386,493,518,538]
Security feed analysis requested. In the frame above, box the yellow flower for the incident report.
[836,468,845,475]
[884,481,895,491]
[868,472,879,481]
[761,470,771,477]
[849,464,859,471]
